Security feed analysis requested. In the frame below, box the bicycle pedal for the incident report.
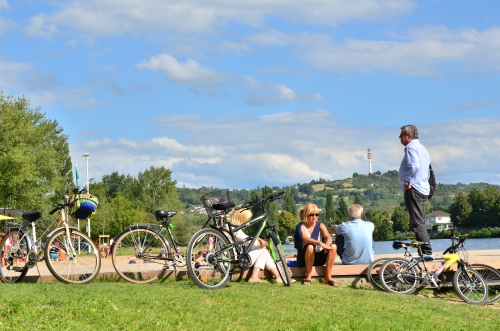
[12,267,24,272]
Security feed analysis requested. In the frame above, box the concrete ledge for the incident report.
[19,250,500,284]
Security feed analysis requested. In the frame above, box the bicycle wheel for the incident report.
[379,258,420,294]
[453,267,488,305]
[111,228,169,284]
[0,230,29,283]
[471,264,500,304]
[366,258,388,291]
[44,229,101,284]
[186,228,234,290]
[268,232,292,286]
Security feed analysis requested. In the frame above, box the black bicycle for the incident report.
[186,191,292,290]
[110,190,230,284]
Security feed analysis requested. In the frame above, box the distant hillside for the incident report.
[177,171,500,213]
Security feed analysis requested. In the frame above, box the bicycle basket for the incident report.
[200,189,231,217]
[71,193,99,219]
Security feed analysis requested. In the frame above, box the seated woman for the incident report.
[294,203,338,286]
[230,209,283,284]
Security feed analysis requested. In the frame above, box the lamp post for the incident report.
[82,153,90,241]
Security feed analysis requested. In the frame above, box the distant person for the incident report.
[294,203,337,286]
[398,124,432,255]
[229,209,284,284]
[331,204,374,265]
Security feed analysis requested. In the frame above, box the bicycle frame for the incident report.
[392,235,471,287]
[209,200,281,267]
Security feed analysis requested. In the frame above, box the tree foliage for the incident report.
[324,191,336,226]
[0,93,71,212]
[391,206,410,232]
[132,166,181,216]
[336,197,349,223]
[278,210,297,235]
[282,192,297,219]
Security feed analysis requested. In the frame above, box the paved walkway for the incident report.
[21,249,500,282]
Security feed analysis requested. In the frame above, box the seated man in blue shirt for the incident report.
[332,204,375,265]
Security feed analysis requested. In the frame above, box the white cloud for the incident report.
[23,0,415,39]
[69,112,500,189]
[280,25,500,75]
[137,53,230,87]
[0,17,12,35]
[242,75,324,105]
[222,40,251,55]
[0,0,8,10]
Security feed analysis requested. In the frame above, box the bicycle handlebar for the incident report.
[235,191,285,210]
[50,202,70,215]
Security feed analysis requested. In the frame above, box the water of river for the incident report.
[282,237,500,256]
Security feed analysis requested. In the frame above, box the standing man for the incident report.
[398,125,432,255]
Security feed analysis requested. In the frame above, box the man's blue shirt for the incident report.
[398,139,431,195]
[335,219,374,265]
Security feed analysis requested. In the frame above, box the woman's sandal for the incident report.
[325,280,339,287]
[302,279,312,285]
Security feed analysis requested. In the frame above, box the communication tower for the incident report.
[367,148,372,174]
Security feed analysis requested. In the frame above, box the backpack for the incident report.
[428,164,436,199]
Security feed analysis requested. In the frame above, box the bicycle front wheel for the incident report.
[44,229,101,284]
[112,228,169,284]
[268,232,292,286]
[186,228,233,290]
[366,258,389,291]
[0,229,29,283]
[379,258,420,294]
[471,264,500,305]
[453,267,488,305]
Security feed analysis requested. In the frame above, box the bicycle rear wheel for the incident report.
[186,228,233,290]
[268,232,292,286]
[366,258,388,291]
[453,267,488,305]
[471,264,500,304]
[0,229,29,283]
[379,258,420,294]
[112,228,169,284]
[44,229,101,284]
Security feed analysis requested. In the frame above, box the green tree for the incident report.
[353,196,362,205]
[325,191,336,226]
[131,166,181,216]
[391,206,410,232]
[278,210,298,235]
[109,195,145,237]
[336,197,348,223]
[0,93,71,213]
[282,192,297,219]
[449,192,473,228]
[101,171,135,202]
[371,211,393,241]
[262,186,279,229]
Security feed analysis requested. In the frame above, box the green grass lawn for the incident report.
[1,278,498,330]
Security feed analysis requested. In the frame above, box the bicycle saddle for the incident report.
[22,211,43,222]
[212,202,235,211]
[155,210,177,219]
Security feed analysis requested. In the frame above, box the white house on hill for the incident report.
[425,211,452,230]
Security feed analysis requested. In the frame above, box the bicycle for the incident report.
[366,258,391,291]
[0,188,101,284]
[110,191,231,284]
[378,231,488,305]
[186,190,292,290]
[110,210,190,284]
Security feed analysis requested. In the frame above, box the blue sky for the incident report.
[1,0,499,189]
